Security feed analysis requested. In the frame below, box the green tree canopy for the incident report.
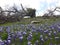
[26,8,36,18]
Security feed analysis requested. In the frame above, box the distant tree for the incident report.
[0,7,3,15]
[12,4,19,12]
[47,10,54,16]
[26,8,36,18]
[8,4,22,21]
[43,9,54,18]
[0,7,7,23]
[43,7,60,18]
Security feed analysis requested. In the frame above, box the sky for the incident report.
[0,0,60,16]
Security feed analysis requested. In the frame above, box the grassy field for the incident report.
[0,16,60,45]
[0,16,60,26]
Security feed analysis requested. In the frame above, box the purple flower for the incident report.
[40,35,43,39]
[4,40,7,44]
[48,33,51,37]
[44,30,49,34]
[0,39,4,45]
[19,35,23,42]
[6,26,11,33]
[23,31,27,35]
[27,34,32,41]
[0,27,3,32]
[4,40,11,45]
[7,40,11,44]
[27,41,32,45]
[19,36,23,40]
[53,31,57,36]
[40,38,44,42]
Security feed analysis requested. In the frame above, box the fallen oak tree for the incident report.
[31,21,40,24]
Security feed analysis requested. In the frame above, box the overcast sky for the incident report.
[0,0,60,16]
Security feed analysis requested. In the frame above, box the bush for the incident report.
[1,32,8,40]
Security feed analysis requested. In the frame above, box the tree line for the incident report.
[0,4,36,23]
[42,7,60,18]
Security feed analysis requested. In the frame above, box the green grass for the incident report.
[0,17,60,45]
[0,17,60,26]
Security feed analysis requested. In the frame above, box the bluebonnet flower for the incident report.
[53,31,57,36]
[40,35,44,42]
[29,32,32,35]
[27,34,32,41]
[19,36,23,40]
[3,40,11,45]
[22,31,27,35]
[0,26,3,32]
[40,35,43,39]
[7,39,11,44]
[6,26,11,33]
[27,41,32,45]
[11,32,15,37]
[16,31,22,37]
[40,38,44,42]
[0,39,4,45]
[50,25,55,30]
[4,40,7,44]
[31,27,36,32]
[34,40,39,45]
[19,34,23,42]
[48,33,51,37]
[7,35,11,40]
[57,27,60,32]
[44,30,49,34]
